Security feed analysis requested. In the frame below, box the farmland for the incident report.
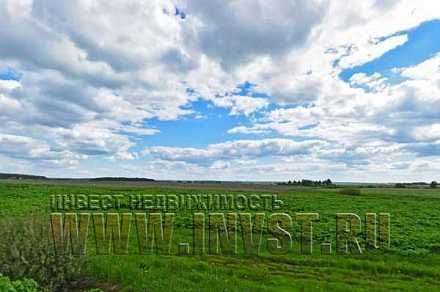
[1,181,440,291]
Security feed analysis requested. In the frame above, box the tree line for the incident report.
[395,181,438,188]
[277,179,334,187]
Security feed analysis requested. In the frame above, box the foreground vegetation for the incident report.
[0,274,39,291]
[1,181,440,291]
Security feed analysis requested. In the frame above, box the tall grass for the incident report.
[0,214,85,291]
[338,188,361,196]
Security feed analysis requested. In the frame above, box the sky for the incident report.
[0,0,439,182]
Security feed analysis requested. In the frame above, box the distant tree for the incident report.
[301,179,313,187]
[395,183,406,188]
[284,179,334,187]
[324,179,333,186]
[431,181,438,188]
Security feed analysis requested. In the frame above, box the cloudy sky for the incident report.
[0,0,439,182]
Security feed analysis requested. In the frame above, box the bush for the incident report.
[0,215,85,291]
[0,274,39,292]
[339,188,361,196]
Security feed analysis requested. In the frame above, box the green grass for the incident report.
[1,181,440,291]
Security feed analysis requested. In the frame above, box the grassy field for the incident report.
[1,181,440,291]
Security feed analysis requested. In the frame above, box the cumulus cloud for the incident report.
[0,133,85,166]
[212,95,269,116]
[0,0,191,168]
[146,139,324,166]
[337,34,409,69]
[180,0,328,69]
[0,0,439,180]
[227,51,440,174]
[231,53,440,139]
[412,124,440,142]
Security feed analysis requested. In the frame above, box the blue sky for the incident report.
[0,68,22,81]
[340,19,440,83]
[142,84,278,149]
[0,1,439,182]
[143,19,440,151]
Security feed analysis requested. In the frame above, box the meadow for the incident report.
[1,180,440,291]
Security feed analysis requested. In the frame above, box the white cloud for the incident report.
[212,95,269,116]
[180,0,328,69]
[412,124,440,141]
[337,34,408,69]
[146,139,324,166]
[0,133,85,166]
[349,72,387,91]
[227,125,271,135]
[227,51,440,168]
[0,0,439,180]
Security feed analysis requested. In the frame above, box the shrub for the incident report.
[0,214,85,291]
[395,183,406,188]
[339,188,361,196]
[0,273,39,292]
